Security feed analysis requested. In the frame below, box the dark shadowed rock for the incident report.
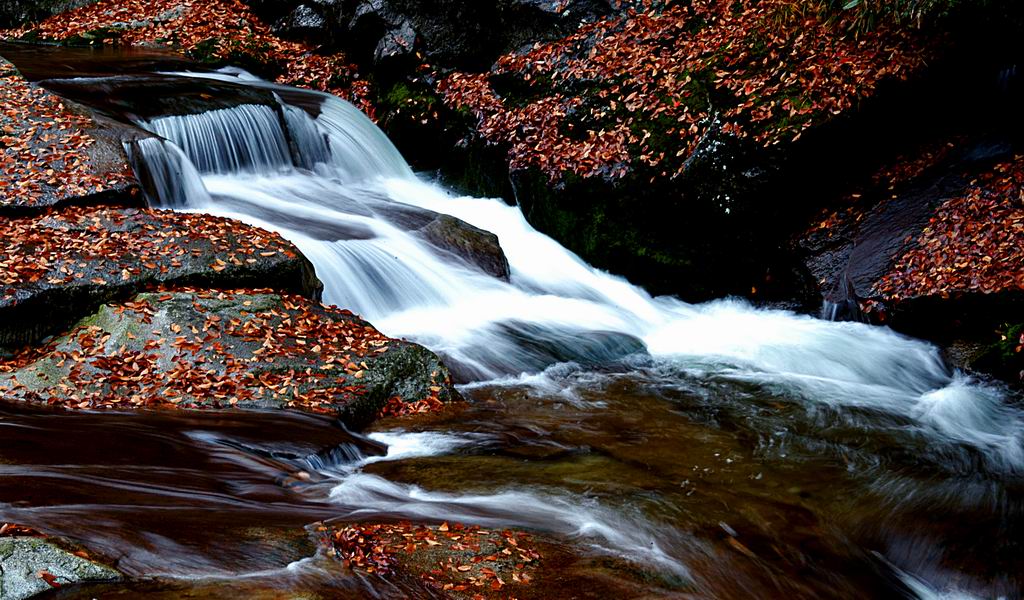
[0,0,99,29]
[274,4,329,43]
[245,0,618,70]
[0,290,454,426]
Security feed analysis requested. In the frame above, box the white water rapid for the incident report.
[120,69,1022,595]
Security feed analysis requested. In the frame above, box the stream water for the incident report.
[0,46,1022,598]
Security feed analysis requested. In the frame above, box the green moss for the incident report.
[61,26,123,47]
[381,81,437,112]
[186,37,222,63]
[990,322,1024,364]
[973,322,1024,384]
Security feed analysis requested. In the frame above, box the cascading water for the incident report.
[113,67,1024,597]
[139,103,294,174]
[129,69,1024,474]
[127,136,212,208]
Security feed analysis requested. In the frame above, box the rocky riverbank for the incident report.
[0,36,465,597]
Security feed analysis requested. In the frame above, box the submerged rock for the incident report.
[0,536,121,600]
[318,521,685,599]
[367,198,511,281]
[0,290,454,426]
[0,206,321,350]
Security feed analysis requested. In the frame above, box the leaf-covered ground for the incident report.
[440,0,930,181]
[0,289,453,417]
[1,0,374,115]
[874,155,1024,300]
[0,58,134,210]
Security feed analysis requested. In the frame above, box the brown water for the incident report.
[2,360,1020,598]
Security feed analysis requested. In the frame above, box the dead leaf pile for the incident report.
[874,155,1024,300]
[440,0,931,181]
[808,139,959,242]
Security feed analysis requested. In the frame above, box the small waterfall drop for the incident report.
[123,68,1024,476]
[282,103,330,170]
[126,136,211,208]
[140,103,293,173]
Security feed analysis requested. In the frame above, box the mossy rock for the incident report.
[0,290,455,427]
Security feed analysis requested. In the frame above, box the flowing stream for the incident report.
[0,49,1022,598]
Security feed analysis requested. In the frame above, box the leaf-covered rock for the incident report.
[800,145,1024,315]
[797,141,1024,382]
[318,520,683,599]
[0,289,454,425]
[0,56,138,214]
[0,206,321,349]
[439,0,930,182]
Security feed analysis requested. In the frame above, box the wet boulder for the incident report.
[418,215,511,282]
[0,206,321,350]
[0,536,121,599]
[0,289,454,426]
[366,198,511,281]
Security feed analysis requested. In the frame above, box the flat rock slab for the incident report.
[0,56,138,215]
[0,537,121,599]
[0,206,321,349]
[0,290,454,425]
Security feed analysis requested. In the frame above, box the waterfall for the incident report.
[124,69,1024,475]
[140,103,294,173]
